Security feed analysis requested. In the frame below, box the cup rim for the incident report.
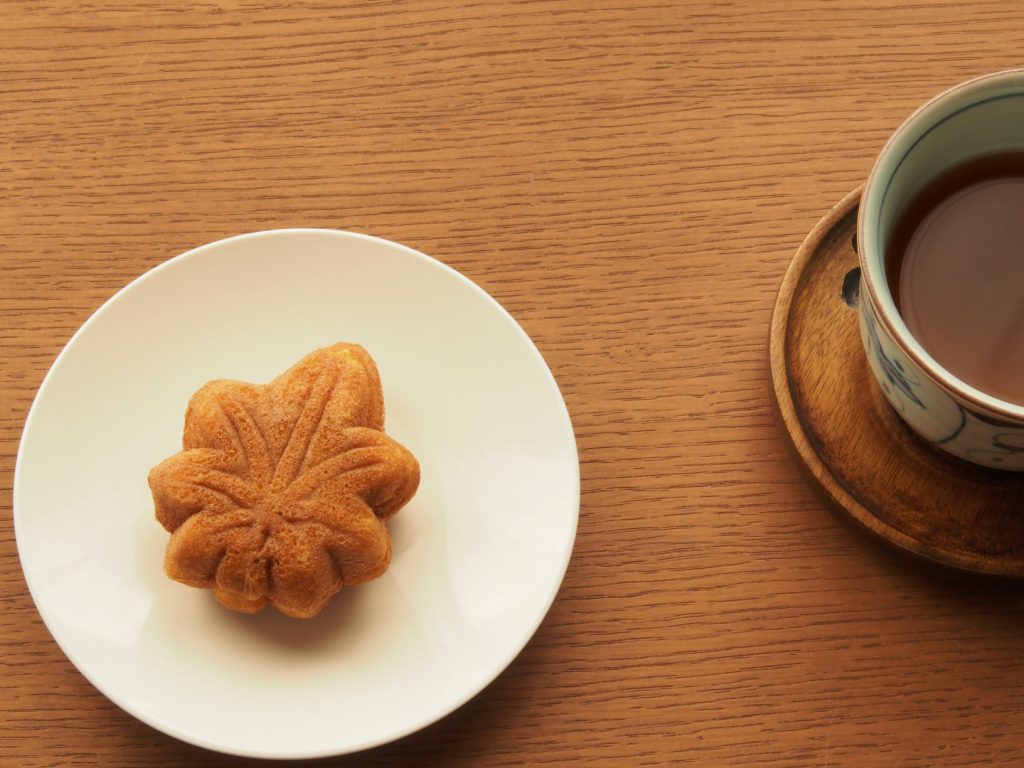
[858,67,1024,422]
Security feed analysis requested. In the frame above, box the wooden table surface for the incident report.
[5,2,1024,766]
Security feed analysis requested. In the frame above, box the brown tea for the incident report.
[887,152,1024,405]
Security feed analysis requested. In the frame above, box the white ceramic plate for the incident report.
[14,230,579,759]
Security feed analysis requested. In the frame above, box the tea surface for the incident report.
[888,152,1024,406]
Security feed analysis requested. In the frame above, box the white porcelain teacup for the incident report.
[857,68,1024,470]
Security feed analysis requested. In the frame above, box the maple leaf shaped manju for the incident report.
[148,344,420,618]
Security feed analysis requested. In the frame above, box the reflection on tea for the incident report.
[887,152,1024,406]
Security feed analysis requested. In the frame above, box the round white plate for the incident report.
[14,229,579,759]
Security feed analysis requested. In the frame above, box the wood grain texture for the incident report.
[6,1,1024,766]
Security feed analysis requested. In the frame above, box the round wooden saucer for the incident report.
[770,186,1024,577]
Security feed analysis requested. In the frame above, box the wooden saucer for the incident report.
[770,186,1024,577]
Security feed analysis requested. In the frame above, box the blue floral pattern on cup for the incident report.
[857,281,1024,470]
[862,309,923,410]
[966,432,1024,468]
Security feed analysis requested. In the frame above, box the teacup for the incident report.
[857,68,1024,470]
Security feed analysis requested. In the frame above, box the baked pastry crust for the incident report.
[148,343,419,618]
